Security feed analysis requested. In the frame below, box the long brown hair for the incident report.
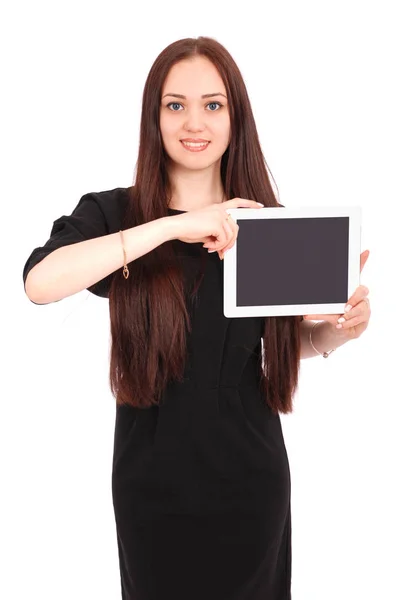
[108,37,301,415]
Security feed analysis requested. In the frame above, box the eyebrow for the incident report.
[162,93,227,99]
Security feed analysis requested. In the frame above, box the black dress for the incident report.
[22,187,292,600]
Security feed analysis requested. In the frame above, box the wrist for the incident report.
[310,320,350,356]
[162,215,183,242]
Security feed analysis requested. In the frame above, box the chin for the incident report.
[168,149,224,170]
[178,158,221,172]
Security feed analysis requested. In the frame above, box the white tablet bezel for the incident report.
[223,206,361,318]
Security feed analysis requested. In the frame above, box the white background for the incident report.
[2,0,400,598]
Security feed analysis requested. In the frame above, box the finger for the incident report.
[337,297,370,323]
[344,285,369,313]
[205,218,235,254]
[303,315,341,324]
[224,224,240,253]
[207,218,232,249]
[219,219,238,259]
[336,314,367,330]
[221,219,238,249]
[360,250,370,273]
[204,214,235,249]
[225,198,264,209]
[222,218,235,247]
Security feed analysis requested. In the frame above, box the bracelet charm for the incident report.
[309,321,336,358]
[119,230,130,279]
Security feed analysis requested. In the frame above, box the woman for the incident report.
[23,37,371,600]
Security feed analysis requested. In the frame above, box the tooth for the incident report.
[182,141,208,147]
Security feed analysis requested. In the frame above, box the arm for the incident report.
[299,318,351,360]
[25,217,178,304]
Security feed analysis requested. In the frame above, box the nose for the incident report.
[183,108,206,133]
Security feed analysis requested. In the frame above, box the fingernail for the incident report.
[337,317,345,323]
[344,304,352,312]
[257,203,264,207]
[208,249,217,253]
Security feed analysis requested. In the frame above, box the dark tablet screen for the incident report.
[236,217,350,306]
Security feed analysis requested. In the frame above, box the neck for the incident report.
[167,161,226,211]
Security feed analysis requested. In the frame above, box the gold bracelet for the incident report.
[119,230,129,279]
[309,321,336,358]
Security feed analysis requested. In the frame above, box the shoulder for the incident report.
[77,186,132,233]
[80,185,131,213]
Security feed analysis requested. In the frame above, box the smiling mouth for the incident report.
[180,140,210,152]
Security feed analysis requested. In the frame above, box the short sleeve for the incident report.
[23,186,130,303]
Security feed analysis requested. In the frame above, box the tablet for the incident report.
[223,206,361,318]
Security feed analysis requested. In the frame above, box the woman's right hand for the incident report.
[172,198,264,259]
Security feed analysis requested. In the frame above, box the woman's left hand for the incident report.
[303,250,371,340]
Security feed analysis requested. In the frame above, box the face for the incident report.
[159,56,231,171]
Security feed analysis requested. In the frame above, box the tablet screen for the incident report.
[223,207,361,318]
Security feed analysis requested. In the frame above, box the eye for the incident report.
[206,102,223,111]
[165,101,223,112]
[167,102,184,111]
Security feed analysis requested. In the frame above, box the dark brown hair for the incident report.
[108,36,301,415]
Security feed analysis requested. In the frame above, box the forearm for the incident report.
[25,216,177,304]
[300,319,351,359]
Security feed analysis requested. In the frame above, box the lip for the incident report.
[180,140,210,153]
[180,138,210,142]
